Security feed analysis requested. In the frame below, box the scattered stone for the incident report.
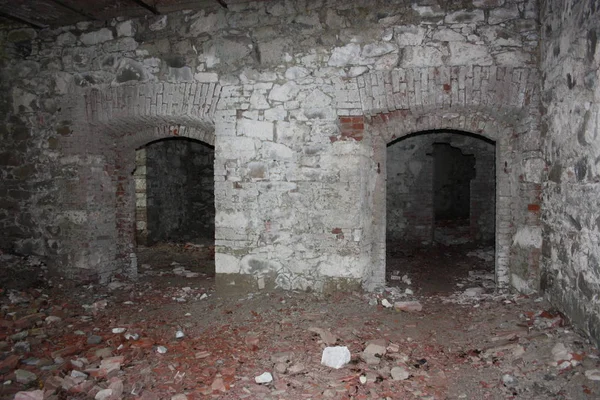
[270,352,294,363]
[381,299,393,308]
[108,378,124,397]
[11,331,29,341]
[14,390,44,400]
[45,315,62,324]
[195,350,211,359]
[502,374,518,387]
[111,327,126,334]
[308,327,337,345]
[274,362,287,374]
[124,333,139,340]
[464,287,485,297]
[321,346,351,369]
[95,388,113,400]
[175,330,185,339]
[394,301,423,312]
[71,370,88,379]
[255,372,273,384]
[156,345,168,354]
[391,366,410,381]
[211,377,227,392]
[87,335,103,345]
[585,369,600,381]
[95,348,113,359]
[362,339,387,365]
[15,369,37,384]
[551,343,572,364]
[14,341,31,353]
[288,363,305,375]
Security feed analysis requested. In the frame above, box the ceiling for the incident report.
[0,0,264,29]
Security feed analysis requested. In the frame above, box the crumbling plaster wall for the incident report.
[0,0,541,292]
[540,0,600,346]
[387,133,495,246]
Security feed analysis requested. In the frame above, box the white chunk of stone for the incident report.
[254,372,273,384]
[112,328,126,334]
[321,346,351,369]
[585,369,600,381]
[551,343,572,363]
[394,301,423,312]
[390,366,410,381]
[464,287,485,297]
[381,299,393,308]
[95,389,113,400]
[156,346,168,354]
[328,43,361,67]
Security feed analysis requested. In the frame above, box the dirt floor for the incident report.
[1,243,600,400]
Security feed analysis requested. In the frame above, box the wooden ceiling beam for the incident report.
[48,0,97,21]
[0,10,47,29]
[129,0,160,15]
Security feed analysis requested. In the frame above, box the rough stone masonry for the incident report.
[0,0,598,345]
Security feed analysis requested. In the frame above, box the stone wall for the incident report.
[387,132,495,246]
[540,0,600,346]
[143,138,214,245]
[0,0,540,291]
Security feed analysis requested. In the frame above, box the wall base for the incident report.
[215,273,363,294]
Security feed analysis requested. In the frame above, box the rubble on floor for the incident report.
[1,246,600,399]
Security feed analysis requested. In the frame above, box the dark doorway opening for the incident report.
[386,130,496,294]
[432,143,476,245]
[134,137,215,277]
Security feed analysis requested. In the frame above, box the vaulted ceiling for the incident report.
[0,0,265,29]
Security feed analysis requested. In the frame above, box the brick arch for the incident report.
[58,81,220,281]
[80,81,220,146]
[355,66,537,120]
[350,67,539,292]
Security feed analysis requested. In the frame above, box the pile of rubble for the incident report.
[1,250,600,399]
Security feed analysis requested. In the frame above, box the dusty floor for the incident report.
[1,243,600,400]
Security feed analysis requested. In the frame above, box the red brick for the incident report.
[528,204,540,212]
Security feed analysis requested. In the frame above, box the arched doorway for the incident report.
[386,130,496,293]
[133,137,215,277]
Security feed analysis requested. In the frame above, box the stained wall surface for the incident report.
[540,0,600,346]
[0,0,540,293]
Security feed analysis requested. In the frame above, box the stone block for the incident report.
[238,119,274,141]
